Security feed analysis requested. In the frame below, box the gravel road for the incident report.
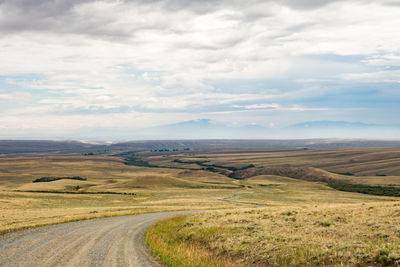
[0,211,191,267]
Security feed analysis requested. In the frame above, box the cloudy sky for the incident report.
[0,0,399,139]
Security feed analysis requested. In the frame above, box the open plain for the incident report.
[1,143,400,266]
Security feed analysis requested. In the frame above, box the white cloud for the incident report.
[234,103,281,109]
[0,92,32,103]
[233,103,329,111]
[0,0,399,138]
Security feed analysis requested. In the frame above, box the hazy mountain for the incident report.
[289,121,374,129]
[134,119,269,139]
[128,119,400,140]
[155,119,226,132]
[2,119,398,141]
[285,120,400,139]
[289,120,400,129]
[133,119,400,139]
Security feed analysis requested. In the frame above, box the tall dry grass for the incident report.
[147,202,400,266]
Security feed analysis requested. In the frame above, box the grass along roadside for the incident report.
[145,215,244,267]
[145,202,400,266]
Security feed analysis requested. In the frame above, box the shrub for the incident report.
[327,182,400,197]
[32,176,86,183]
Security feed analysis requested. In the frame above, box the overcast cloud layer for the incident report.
[0,0,399,139]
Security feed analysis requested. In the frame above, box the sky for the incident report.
[0,0,399,139]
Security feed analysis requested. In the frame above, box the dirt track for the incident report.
[0,211,190,267]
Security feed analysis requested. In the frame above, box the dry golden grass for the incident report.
[152,148,400,177]
[147,201,400,266]
[143,147,400,266]
[0,154,239,192]
[2,149,400,266]
[146,215,244,267]
[0,154,246,233]
[0,188,246,234]
[1,150,398,235]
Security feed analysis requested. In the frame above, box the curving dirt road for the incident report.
[0,211,191,267]
[218,193,266,207]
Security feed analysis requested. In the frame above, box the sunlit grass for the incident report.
[3,149,400,266]
[147,202,400,266]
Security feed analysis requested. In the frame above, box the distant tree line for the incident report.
[33,177,87,183]
[327,182,400,197]
[150,148,190,152]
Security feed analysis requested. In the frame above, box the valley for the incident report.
[1,142,400,266]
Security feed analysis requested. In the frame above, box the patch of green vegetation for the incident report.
[327,182,400,197]
[173,159,210,165]
[316,221,332,227]
[115,153,198,171]
[202,166,221,173]
[32,176,87,183]
[124,156,154,167]
[114,152,155,167]
[238,164,255,170]
[330,171,354,176]
[281,211,298,216]
[174,159,255,173]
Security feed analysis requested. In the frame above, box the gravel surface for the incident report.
[0,211,191,267]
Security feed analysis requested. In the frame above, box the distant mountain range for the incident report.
[289,121,400,129]
[131,119,400,140]
[133,119,271,139]
[1,119,399,141]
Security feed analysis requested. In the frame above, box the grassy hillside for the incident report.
[0,154,238,191]
[141,147,400,266]
[143,147,400,179]
[1,148,397,234]
[2,147,400,266]
[0,154,245,233]
[147,202,400,266]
